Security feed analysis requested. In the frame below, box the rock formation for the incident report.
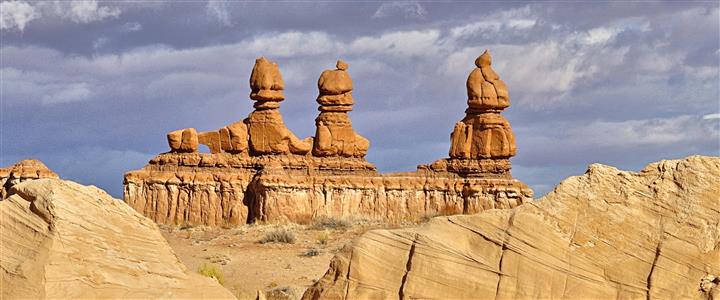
[165,57,311,156]
[0,159,58,199]
[0,178,235,299]
[303,156,720,300]
[125,53,531,226]
[426,50,516,176]
[313,60,369,157]
[248,57,313,155]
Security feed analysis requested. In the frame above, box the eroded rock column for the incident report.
[312,60,369,158]
[430,50,517,177]
[247,57,312,155]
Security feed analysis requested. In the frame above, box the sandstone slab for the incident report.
[0,178,235,299]
[304,156,720,299]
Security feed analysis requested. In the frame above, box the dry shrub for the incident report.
[198,263,225,286]
[312,216,351,230]
[260,227,296,244]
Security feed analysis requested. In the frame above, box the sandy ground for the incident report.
[161,219,413,299]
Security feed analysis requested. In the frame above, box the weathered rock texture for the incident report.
[0,178,235,299]
[0,159,58,199]
[125,153,530,225]
[313,60,370,158]
[303,155,720,300]
[436,50,516,176]
[125,53,531,226]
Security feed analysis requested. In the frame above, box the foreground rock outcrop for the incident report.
[125,52,532,226]
[304,156,720,299]
[0,178,235,299]
[0,159,58,199]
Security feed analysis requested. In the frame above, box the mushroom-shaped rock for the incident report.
[250,57,285,105]
[317,59,354,106]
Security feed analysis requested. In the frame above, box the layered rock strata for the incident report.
[303,156,720,300]
[1,159,59,199]
[125,153,530,225]
[1,178,234,299]
[125,53,532,226]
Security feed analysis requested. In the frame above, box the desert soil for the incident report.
[161,219,415,299]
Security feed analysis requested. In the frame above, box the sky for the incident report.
[1,0,719,198]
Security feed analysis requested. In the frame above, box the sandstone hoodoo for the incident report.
[248,57,313,155]
[1,178,234,299]
[424,50,516,176]
[124,53,532,226]
[313,60,370,158]
[304,156,720,300]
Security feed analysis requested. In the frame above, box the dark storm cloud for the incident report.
[2,1,718,198]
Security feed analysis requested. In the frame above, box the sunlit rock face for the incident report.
[124,53,532,226]
[303,156,720,300]
[0,159,59,199]
[0,178,235,299]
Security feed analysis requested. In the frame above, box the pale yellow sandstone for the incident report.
[0,178,235,299]
[304,156,720,300]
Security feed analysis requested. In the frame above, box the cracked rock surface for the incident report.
[0,178,235,299]
[303,155,720,299]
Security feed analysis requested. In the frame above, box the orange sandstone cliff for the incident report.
[124,52,532,226]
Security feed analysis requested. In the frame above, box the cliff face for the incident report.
[1,178,235,299]
[303,156,720,300]
[125,154,531,225]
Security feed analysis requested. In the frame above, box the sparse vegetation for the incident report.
[198,263,226,286]
[316,230,330,245]
[312,216,351,230]
[259,227,296,244]
[301,248,321,257]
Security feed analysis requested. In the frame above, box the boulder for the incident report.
[304,156,720,299]
[0,178,236,299]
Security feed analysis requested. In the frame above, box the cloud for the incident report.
[120,21,142,32]
[372,1,427,19]
[41,82,93,105]
[704,113,720,120]
[206,0,232,27]
[0,1,39,32]
[92,37,109,51]
[450,6,536,38]
[41,0,121,24]
[349,30,441,57]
